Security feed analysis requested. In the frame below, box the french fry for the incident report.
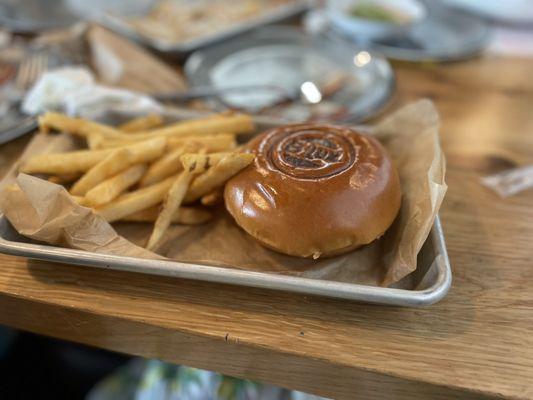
[91,137,139,148]
[122,206,212,224]
[140,149,229,188]
[21,148,115,175]
[167,134,237,152]
[70,195,88,206]
[38,112,124,138]
[124,136,167,163]
[184,153,255,203]
[84,164,147,207]
[87,133,105,150]
[139,143,198,188]
[21,137,166,175]
[96,175,177,222]
[201,189,223,207]
[132,113,254,138]
[47,173,82,185]
[96,133,237,151]
[119,114,164,132]
[21,113,259,254]
[71,148,132,195]
[145,156,210,250]
[179,152,231,172]
[146,169,194,250]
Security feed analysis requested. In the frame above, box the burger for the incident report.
[224,123,401,258]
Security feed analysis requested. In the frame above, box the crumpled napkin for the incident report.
[22,66,163,120]
[481,165,533,197]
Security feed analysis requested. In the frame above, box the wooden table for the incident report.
[1,55,532,400]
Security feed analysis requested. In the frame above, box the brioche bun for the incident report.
[224,123,401,258]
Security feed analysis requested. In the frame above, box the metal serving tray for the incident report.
[101,0,310,57]
[0,108,451,307]
[0,214,451,307]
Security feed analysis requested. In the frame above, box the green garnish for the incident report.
[350,3,401,23]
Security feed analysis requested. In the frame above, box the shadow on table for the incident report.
[0,328,129,400]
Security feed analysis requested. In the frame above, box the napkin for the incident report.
[22,67,163,120]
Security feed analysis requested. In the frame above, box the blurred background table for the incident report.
[0,54,532,400]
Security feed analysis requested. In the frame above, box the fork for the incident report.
[15,52,49,92]
[0,52,48,142]
[153,84,299,103]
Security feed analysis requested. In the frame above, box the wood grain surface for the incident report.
[1,55,532,399]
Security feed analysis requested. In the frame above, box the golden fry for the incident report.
[167,134,237,152]
[22,113,258,252]
[139,143,199,188]
[71,148,132,196]
[96,175,177,222]
[47,173,82,185]
[132,113,254,138]
[84,164,147,207]
[21,137,166,176]
[126,136,167,163]
[91,137,139,148]
[122,206,212,225]
[119,114,164,132]
[184,153,255,203]
[146,169,193,250]
[96,133,237,151]
[70,195,88,207]
[21,149,114,175]
[201,189,223,207]
[87,133,104,150]
[38,112,123,138]
[180,152,231,173]
[141,149,229,188]
[145,156,209,250]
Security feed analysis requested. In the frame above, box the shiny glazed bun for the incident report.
[224,123,401,258]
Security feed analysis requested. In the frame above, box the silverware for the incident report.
[15,51,49,91]
[0,52,48,144]
[0,115,37,145]
[153,84,299,103]
[153,81,332,110]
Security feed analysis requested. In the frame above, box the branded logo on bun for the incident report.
[264,127,356,179]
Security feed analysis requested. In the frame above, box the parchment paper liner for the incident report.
[0,100,446,287]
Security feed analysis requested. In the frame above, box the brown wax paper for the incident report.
[1,174,160,260]
[0,100,446,287]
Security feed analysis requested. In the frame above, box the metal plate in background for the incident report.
[185,27,394,123]
[306,6,491,62]
[0,0,80,33]
[0,0,152,33]
[101,0,310,57]
[0,112,36,145]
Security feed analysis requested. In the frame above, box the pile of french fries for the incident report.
[20,112,256,251]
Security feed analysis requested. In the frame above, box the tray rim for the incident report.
[0,213,451,307]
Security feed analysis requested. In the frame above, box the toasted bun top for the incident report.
[224,123,401,258]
